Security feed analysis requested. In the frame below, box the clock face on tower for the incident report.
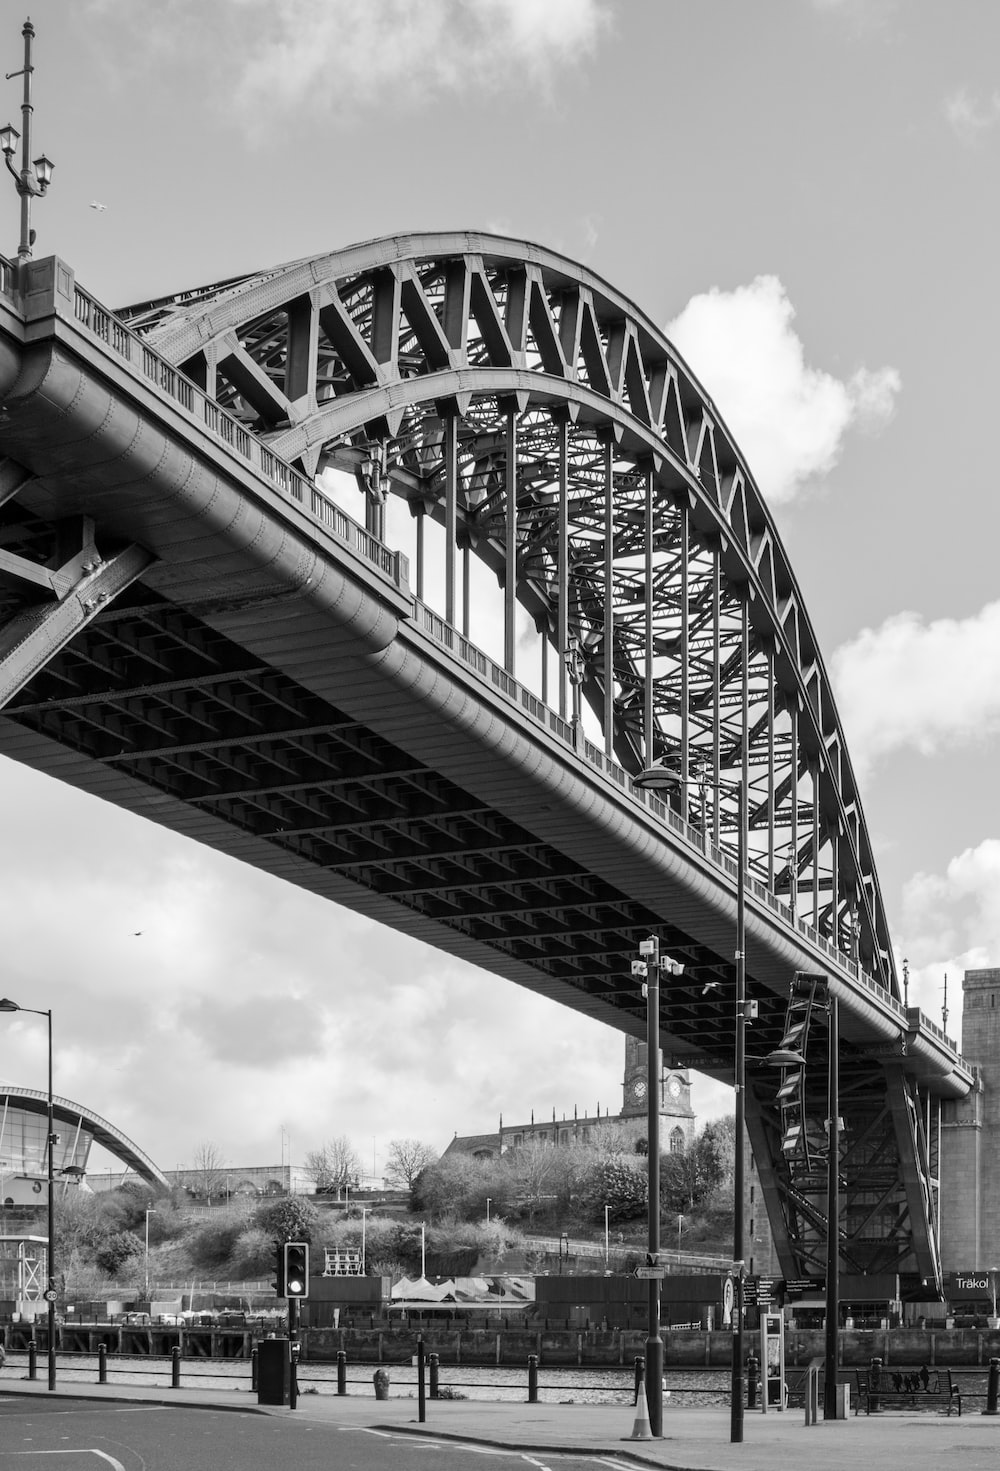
[631,1078,647,1102]
[666,1075,682,1099]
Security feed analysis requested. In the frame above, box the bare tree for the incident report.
[191,1142,227,1203]
[384,1138,438,1191]
[503,1139,559,1225]
[303,1136,362,1198]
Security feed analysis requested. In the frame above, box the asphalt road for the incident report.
[0,1397,642,1471]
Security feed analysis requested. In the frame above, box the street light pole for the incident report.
[633,760,747,1444]
[731,781,746,1445]
[638,933,663,1437]
[0,998,56,1390]
[824,995,840,1420]
[144,1208,156,1300]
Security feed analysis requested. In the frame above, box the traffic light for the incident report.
[283,1241,310,1299]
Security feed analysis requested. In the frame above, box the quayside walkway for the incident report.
[1,1374,999,1471]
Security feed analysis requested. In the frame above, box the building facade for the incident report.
[940,968,996,1270]
[446,1038,696,1158]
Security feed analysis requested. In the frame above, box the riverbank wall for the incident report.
[6,1320,1000,1368]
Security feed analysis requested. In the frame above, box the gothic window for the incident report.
[670,1126,685,1155]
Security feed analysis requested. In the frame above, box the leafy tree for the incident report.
[579,1158,648,1223]
[697,1117,735,1196]
[254,1195,319,1244]
[188,1213,247,1270]
[95,1230,144,1276]
[661,1117,736,1213]
[385,1139,438,1191]
[229,1226,276,1278]
[303,1136,362,1197]
[411,1153,494,1220]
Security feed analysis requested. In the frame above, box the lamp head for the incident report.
[0,998,21,1012]
[33,154,54,191]
[765,1046,807,1068]
[632,761,680,793]
[0,124,19,157]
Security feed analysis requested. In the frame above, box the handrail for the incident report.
[410,598,960,1057]
[69,285,409,594]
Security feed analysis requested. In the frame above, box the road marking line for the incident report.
[0,1455,125,1468]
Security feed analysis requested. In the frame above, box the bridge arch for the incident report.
[122,233,894,995]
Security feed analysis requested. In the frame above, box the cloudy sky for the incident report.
[0,0,997,1183]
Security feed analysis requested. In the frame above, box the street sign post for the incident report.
[635,1266,667,1279]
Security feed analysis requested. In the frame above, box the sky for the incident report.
[0,0,998,1185]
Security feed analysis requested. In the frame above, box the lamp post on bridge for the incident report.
[634,761,749,1445]
[0,19,54,264]
[0,998,56,1390]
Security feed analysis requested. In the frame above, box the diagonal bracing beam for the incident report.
[0,543,154,710]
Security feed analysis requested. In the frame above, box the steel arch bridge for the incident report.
[0,234,971,1296]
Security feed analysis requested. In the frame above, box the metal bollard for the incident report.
[171,1345,181,1389]
[527,1353,538,1403]
[429,1352,439,1400]
[746,1352,759,1410]
[633,1355,645,1406]
[868,1356,883,1414]
[804,1364,819,1426]
[250,1347,258,1392]
[27,1340,37,1381]
[417,1338,426,1424]
[337,1349,347,1396]
[98,1344,107,1385]
[984,1356,1000,1416]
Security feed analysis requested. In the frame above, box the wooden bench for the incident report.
[853,1366,961,1415]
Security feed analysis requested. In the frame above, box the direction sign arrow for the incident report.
[635,1266,667,1278]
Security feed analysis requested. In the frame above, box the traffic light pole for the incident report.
[288,1296,299,1410]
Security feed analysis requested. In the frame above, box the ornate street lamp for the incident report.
[1,19,55,264]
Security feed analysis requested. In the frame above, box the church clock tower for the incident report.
[621,1036,694,1137]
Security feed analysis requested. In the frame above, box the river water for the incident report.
[0,1352,729,1406]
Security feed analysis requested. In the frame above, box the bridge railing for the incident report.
[413,598,940,1039]
[68,284,409,593]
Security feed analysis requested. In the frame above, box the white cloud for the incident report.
[82,0,610,126]
[231,0,611,117]
[945,88,1000,146]
[665,275,900,505]
[897,839,1000,1038]
[831,600,1000,774]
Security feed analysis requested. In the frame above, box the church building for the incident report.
[444,1037,696,1159]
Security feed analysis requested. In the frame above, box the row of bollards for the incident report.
[13,1339,1000,1416]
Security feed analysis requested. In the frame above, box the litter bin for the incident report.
[257,1337,293,1406]
[373,1368,390,1400]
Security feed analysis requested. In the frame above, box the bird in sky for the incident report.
[88,201,106,212]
